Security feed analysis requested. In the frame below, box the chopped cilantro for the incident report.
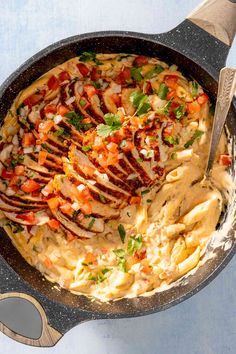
[82,144,92,152]
[173,105,185,120]
[192,81,199,99]
[164,136,179,145]
[79,99,86,107]
[171,152,177,160]
[141,189,150,196]
[10,155,24,169]
[79,51,102,65]
[99,194,106,203]
[54,128,70,138]
[145,65,164,79]
[147,199,152,203]
[101,268,111,275]
[87,273,97,281]
[158,83,169,100]
[97,113,122,138]
[127,234,143,255]
[65,111,92,131]
[131,67,143,81]
[130,91,150,116]
[118,224,126,243]
[113,249,126,258]
[92,81,101,89]
[184,130,204,148]
[6,220,24,233]
[41,143,53,153]
[88,218,95,229]
[72,210,80,222]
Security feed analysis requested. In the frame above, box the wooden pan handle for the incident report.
[187,0,236,46]
[0,292,62,347]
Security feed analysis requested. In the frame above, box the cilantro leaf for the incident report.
[127,234,143,255]
[164,136,179,145]
[158,83,169,100]
[79,51,102,65]
[97,113,121,138]
[184,130,204,148]
[113,249,126,258]
[118,224,126,243]
[130,92,150,116]
[65,111,92,132]
[82,144,92,152]
[6,220,24,233]
[131,67,143,81]
[173,104,185,120]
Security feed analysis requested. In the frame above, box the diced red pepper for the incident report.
[1,169,14,179]
[44,104,57,115]
[107,142,118,153]
[81,202,92,215]
[16,212,36,224]
[58,71,70,82]
[47,75,60,90]
[21,179,41,193]
[23,93,44,107]
[60,203,74,216]
[164,75,178,89]
[38,151,48,165]
[77,63,90,77]
[91,67,100,81]
[166,90,176,100]
[197,93,209,105]
[133,56,148,67]
[116,67,131,84]
[219,154,231,166]
[48,218,60,230]
[187,101,201,114]
[130,196,141,205]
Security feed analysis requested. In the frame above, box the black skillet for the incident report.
[0,0,236,347]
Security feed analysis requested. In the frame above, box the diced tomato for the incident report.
[38,151,48,165]
[219,154,231,166]
[111,93,121,107]
[82,165,95,176]
[97,155,108,168]
[1,169,14,179]
[108,131,123,144]
[84,252,96,264]
[116,67,131,84]
[81,202,92,215]
[15,165,25,176]
[9,176,20,187]
[16,212,36,224]
[76,186,92,202]
[107,142,118,153]
[93,136,105,151]
[135,250,146,261]
[141,265,152,274]
[58,71,70,82]
[84,84,97,98]
[197,93,209,105]
[91,67,100,81]
[23,93,44,107]
[130,196,141,205]
[164,75,178,89]
[121,140,134,152]
[57,105,70,116]
[66,231,77,242]
[48,218,60,230]
[77,63,90,77]
[38,120,54,134]
[22,132,35,147]
[187,101,201,114]
[47,197,60,209]
[36,133,48,145]
[166,90,176,100]
[21,179,41,193]
[107,152,119,166]
[44,257,53,268]
[133,56,148,67]
[47,75,60,90]
[44,104,57,115]
[31,190,40,197]
[60,203,74,216]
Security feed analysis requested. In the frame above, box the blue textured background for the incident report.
[0,1,235,353]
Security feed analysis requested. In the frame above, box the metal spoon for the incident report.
[205,67,236,177]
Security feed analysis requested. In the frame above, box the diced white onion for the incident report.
[127,173,139,180]
[77,184,86,191]
[71,202,80,210]
[88,179,97,185]
[5,187,15,196]
[110,83,121,93]
[0,144,13,163]
[100,173,109,181]
[65,96,75,105]
[46,113,54,119]
[23,147,33,154]
[19,128,24,138]
[34,145,41,152]
[30,226,38,236]
[54,115,63,124]
[140,149,148,157]
[12,135,19,146]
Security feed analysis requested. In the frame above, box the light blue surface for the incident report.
[0,1,235,353]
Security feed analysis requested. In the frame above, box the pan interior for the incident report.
[0,34,235,316]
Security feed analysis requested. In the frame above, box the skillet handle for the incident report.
[0,292,62,347]
[187,0,236,46]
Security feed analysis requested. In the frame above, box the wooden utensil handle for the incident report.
[187,0,236,46]
[0,292,62,347]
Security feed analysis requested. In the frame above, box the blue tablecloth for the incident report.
[0,1,235,353]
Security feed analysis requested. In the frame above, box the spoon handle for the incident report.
[205,67,236,175]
